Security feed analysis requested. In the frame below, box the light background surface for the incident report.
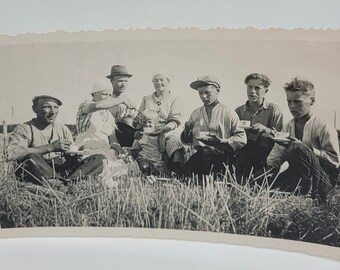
[1,0,340,269]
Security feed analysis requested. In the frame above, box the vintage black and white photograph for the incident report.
[0,27,339,258]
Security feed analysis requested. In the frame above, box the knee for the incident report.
[138,159,151,174]
[23,153,44,163]
[88,154,106,162]
[257,133,274,148]
[287,142,311,157]
[198,147,214,160]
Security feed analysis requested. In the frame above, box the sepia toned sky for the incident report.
[0,29,339,127]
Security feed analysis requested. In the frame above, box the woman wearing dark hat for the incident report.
[139,70,185,174]
[181,75,247,177]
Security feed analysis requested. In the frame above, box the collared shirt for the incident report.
[7,119,74,161]
[267,113,340,169]
[183,102,247,151]
[235,99,283,131]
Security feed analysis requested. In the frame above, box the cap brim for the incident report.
[106,74,133,79]
[190,80,219,90]
[33,95,62,106]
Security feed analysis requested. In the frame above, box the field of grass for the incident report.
[0,137,339,247]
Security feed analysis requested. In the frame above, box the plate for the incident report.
[273,138,292,143]
[196,136,214,141]
[142,131,159,136]
[65,150,84,155]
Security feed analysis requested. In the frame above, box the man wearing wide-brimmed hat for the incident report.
[106,65,136,122]
[180,75,246,177]
[7,94,106,186]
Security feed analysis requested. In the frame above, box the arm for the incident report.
[155,96,184,133]
[223,111,247,151]
[180,113,195,144]
[166,96,183,127]
[8,124,71,161]
[270,105,284,132]
[312,124,339,168]
[266,124,290,168]
[81,96,133,114]
[129,139,141,158]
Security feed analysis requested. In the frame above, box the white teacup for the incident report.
[239,120,251,128]
[197,131,211,138]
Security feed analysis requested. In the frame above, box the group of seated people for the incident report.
[7,65,339,200]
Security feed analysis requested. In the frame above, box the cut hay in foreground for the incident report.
[0,154,339,247]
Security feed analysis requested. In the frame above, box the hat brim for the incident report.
[106,74,133,79]
[190,80,220,90]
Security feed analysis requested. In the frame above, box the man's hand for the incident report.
[181,121,194,143]
[120,97,136,109]
[184,121,194,132]
[251,123,269,134]
[50,139,72,152]
[197,134,222,147]
[110,142,124,155]
[151,125,172,135]
[275,136,303,148]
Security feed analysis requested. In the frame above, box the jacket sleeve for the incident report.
[7,124,31,161]
[267,124,289,167]
[167,96,184,127]
[226,111,247,151]
[312,123,339,169]
[270,104,284,132]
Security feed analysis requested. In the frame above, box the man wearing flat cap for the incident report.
[181,75,246,176]
[7,94,106,186]
[106,65,136,122]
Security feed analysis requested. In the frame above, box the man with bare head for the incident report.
[267,77,339,200]
[235,73,283,177]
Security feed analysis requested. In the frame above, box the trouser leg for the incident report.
[15,153,63,185]
[277,142,331,198]
[169,148,185,173]
[181,146,226,176]
[137,159,153,175]
[67,154,106,180]
[248,133,275,169]
[165,135,185,173]
[236,133,275,177]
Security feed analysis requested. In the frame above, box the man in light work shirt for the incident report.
[235,73,283,177]
[8,95,106,186]
[181,75,246,177]
[267,77,339,200]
